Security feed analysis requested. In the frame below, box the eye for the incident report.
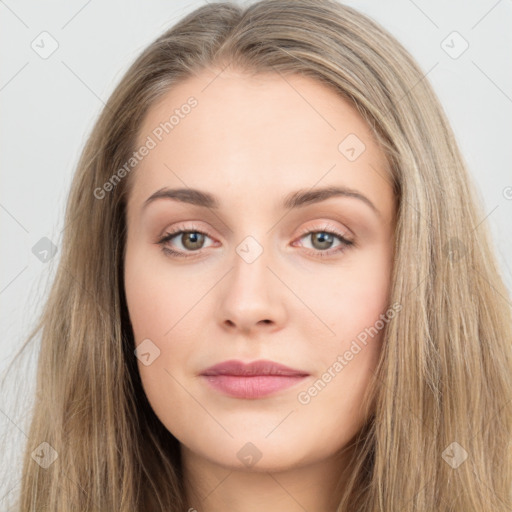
[156,223,215,258]
[293,223,354,258]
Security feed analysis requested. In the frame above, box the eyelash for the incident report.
[156,222,355,260]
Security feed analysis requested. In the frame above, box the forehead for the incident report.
[127,67,393,218]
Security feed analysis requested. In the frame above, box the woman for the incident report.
[8,0,512,510]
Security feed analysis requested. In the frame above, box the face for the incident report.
[124,67,396,473]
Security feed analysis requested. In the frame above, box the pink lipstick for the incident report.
[200,359,309,399]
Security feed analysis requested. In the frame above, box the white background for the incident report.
[1,0,511,507]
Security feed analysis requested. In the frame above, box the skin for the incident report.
[124,65,396,511]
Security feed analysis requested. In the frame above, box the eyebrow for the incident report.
[142,185,381,218]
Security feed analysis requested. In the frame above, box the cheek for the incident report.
[124,242,206,373]
[124,247,197,427]
[124,269,168,343]
[124,245,199,342]
[298,247,391,411]
[310,246,393,343]
[295,284,390,446]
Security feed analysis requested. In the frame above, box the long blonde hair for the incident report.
[5,0,511,509]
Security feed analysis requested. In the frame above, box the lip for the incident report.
[200,359,310,399]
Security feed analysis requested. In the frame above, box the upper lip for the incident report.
[200,359,309,377]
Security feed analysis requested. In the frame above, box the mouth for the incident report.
[200,359,310,399]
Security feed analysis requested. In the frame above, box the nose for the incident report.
[216,242,287,335]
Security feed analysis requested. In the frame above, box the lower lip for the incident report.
[201,374,308,399]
